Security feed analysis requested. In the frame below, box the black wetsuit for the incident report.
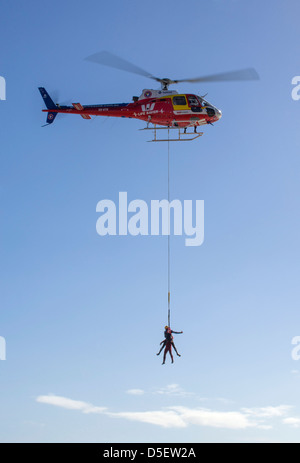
[163,329,182,356]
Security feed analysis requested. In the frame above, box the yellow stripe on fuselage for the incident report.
[172,94,190,111]
[157,94,190,111]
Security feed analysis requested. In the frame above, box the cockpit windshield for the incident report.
[196,97,208,106]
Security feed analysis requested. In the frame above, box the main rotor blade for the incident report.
[85,50,157,81]
[85,51,259,88]
[175,68,259,83]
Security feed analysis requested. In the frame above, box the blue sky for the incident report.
[1,0,300,443]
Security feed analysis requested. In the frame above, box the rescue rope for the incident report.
[167,129,171,327]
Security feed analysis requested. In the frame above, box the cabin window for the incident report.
[173,96,187,106]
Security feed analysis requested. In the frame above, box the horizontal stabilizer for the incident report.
[72,102,84,110]
[72,102,91,119]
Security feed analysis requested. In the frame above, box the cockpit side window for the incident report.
[188,96,199,106]
[173,96,187,106]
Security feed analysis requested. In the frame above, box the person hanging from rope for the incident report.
[156,326,178,356]
[157,326,183,363]
[165,326,183,356]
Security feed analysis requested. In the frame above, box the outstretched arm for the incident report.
[171,330,183,334]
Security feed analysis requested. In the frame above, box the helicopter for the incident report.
[39,51,259,142]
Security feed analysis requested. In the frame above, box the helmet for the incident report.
[165,326,169,330]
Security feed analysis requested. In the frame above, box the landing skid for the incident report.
[139,124,204,142]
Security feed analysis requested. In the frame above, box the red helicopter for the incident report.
[39,51,259,142]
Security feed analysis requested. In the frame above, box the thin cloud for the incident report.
[170,406,255,430]
[126,389,145,396]
[109,409,187,428]
[36,393,295,431]
[112,406,256,430]
[282,417,300,428]
[153,384,193,397]
[241,405,292,418]
[135,384,230,403]
[36,394,107,414]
